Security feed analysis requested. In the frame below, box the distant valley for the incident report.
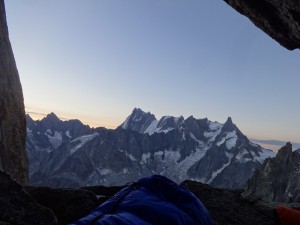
[26,108,275,189]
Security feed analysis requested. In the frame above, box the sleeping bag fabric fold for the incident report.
[70,175,213,225]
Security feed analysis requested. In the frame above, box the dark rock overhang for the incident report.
[224,0,300,50]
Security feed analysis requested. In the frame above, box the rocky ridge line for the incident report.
[243,142,300,203]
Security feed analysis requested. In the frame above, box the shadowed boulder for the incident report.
[0,171,58,225]
[25,186,98,225]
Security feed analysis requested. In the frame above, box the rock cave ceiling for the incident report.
[224,0,300,50]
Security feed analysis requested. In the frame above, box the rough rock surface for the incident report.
[28,180,281,225]
[25,186,98,225]
[0,0,28,184]
[3,170,300,225]
[243,142,300,203]
[0,171,58,225]
[224,0,300,50]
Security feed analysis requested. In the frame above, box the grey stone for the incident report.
[181,180,276,225]
[0,0,28,184]
[224,0,300,50]
[243,142,300,203]
[0,171,58,225]
[25,186,98,225]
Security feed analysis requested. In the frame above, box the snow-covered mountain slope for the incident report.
[27,109,275,189]
[26,113,92,176]
[120,108,184,135]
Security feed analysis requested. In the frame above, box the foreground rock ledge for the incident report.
[224,0,300,50]
[3,170,300,225]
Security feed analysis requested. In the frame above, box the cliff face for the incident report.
[0,0,28,184]
[243,143,300,203]
[224,0,300,50]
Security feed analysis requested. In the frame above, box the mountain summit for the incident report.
[120,108,156,133]
[27,109,275,189]
[243,142,300,202]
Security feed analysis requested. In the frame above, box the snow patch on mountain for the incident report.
[142,153,151,164]
[175,147,208,181]
[123,168,128,174]
[226,137,237,149]
[144,118,179,135]
[65,130,72,138]
[121,117,130,129]
[216,131,237,150]
[204,123,223,143]
[70,133,99,154]
[208,159,232,184]
[125,152,137,161]
[99,168,110,176]
[235,149,252,163]
[144,120,159,135]
[190,132,205,147]
[209,121,222,131]
[253,149,276,163]
[154,151,164,157]
[45,130,63,149]
[235,149,248,160]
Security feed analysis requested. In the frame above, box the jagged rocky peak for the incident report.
[32,112,90,135]
[41,112,60,126]
[187,115,275,189]
[120,108,156,133]
[185,115,206,124]
[44,112,60,121]
[222,117,236,130]
[219,116,246,141]
[277,141,293,157]
[120,108,185,135]
[225,116,233,124]
[26,114,36,127]
[243,142,300,203]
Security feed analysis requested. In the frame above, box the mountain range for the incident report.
[26,108,275,189]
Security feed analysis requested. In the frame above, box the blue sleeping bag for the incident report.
[70,175,213,225]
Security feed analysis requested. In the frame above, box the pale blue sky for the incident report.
[5,0,300,142]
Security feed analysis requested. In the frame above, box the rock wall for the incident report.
[224,0,300,50]
[0,0,28,184]
[243,143,300,203]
